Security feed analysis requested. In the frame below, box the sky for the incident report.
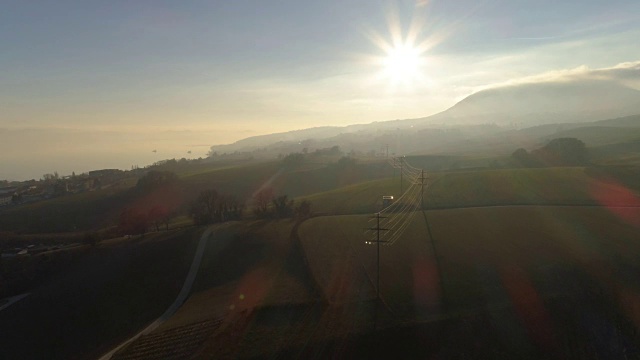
[2,0,640,180]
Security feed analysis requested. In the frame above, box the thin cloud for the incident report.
[479,61,640,91]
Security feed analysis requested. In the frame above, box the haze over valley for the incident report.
[3,0,640,180]
[4,63,640,181]
[2,1,640,360]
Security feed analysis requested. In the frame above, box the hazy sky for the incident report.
[2,0,640,180]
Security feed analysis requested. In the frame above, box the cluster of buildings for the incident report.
[0,169,126,208]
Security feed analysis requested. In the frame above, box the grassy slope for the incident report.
[299,214,440,315]
[586,165,640,194]
[112,219,323,360]
[298,206,640,357]
[0,159,393,234]
[300,166,640,215]
[0,161,287,234]
[0,228,201,360]
[292,162,640,356]
[297,215,376,304]
[427,167,595,208]
[544,126,640,147]
[428,206,640,309]
[298,178,399,215]
[0,179,136,233]
[103,164,640,359]
[300,206,640,307]
[590,141,640,166]
[180,161,282,198]
[181,159,392,200]
[156,220,317,331]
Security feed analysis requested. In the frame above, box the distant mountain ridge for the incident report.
[432,79,640,125]
[210,79,640,154]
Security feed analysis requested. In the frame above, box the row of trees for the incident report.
[118,172,315,235]
[280,146,347,168]
[135,170,179,192]
[189,190,244,225]
[118,170,182,236]
[188,187,313,226]
[253,188,312,220]
[512,137,588,167]
[118,205,174,236]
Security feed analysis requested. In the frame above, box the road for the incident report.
[0,293,30,312]
[97,226,214,360]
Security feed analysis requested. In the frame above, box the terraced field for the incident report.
[112,319,223,360]
[110,220,321,359]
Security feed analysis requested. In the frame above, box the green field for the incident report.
[298,205,640,356]
[0,179,137,233]
[299,166,640,215]
[49,162,640,359]
[427,167,595,208]
[298,215,376,304]
[4,157,640,358]
[293,163,640,356]
[298,178,399,215]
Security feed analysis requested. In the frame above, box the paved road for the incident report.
[98,226,214,360]
[0,293,30,312]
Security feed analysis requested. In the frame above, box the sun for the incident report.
[383,44,423,84]
[361,5,448,89]
[363,20,435,88]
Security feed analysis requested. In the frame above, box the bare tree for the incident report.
[119,208,149,236]
[272,195,294,218]
[190,189,219,225]
[253,187,274,217]
[149,205,170,232]
[295,200,312,220]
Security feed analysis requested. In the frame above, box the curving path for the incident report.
[98,226,215,360]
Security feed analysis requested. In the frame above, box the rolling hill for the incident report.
[209,79,640,156]
[432,80,640,126]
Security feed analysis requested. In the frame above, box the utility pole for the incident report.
[367,212,388,329]
[400,157,404,194]
[391,157,400,186]
[418,170,428,209]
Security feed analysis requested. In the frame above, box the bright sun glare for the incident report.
[364,7,442,89]
[383,44,423,83]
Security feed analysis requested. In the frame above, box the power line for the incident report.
[360,157,436,326]
[366,212,389,329]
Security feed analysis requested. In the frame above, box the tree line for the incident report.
[190,187,312,226]
[117,171,314,237]
[512,137,588,167]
